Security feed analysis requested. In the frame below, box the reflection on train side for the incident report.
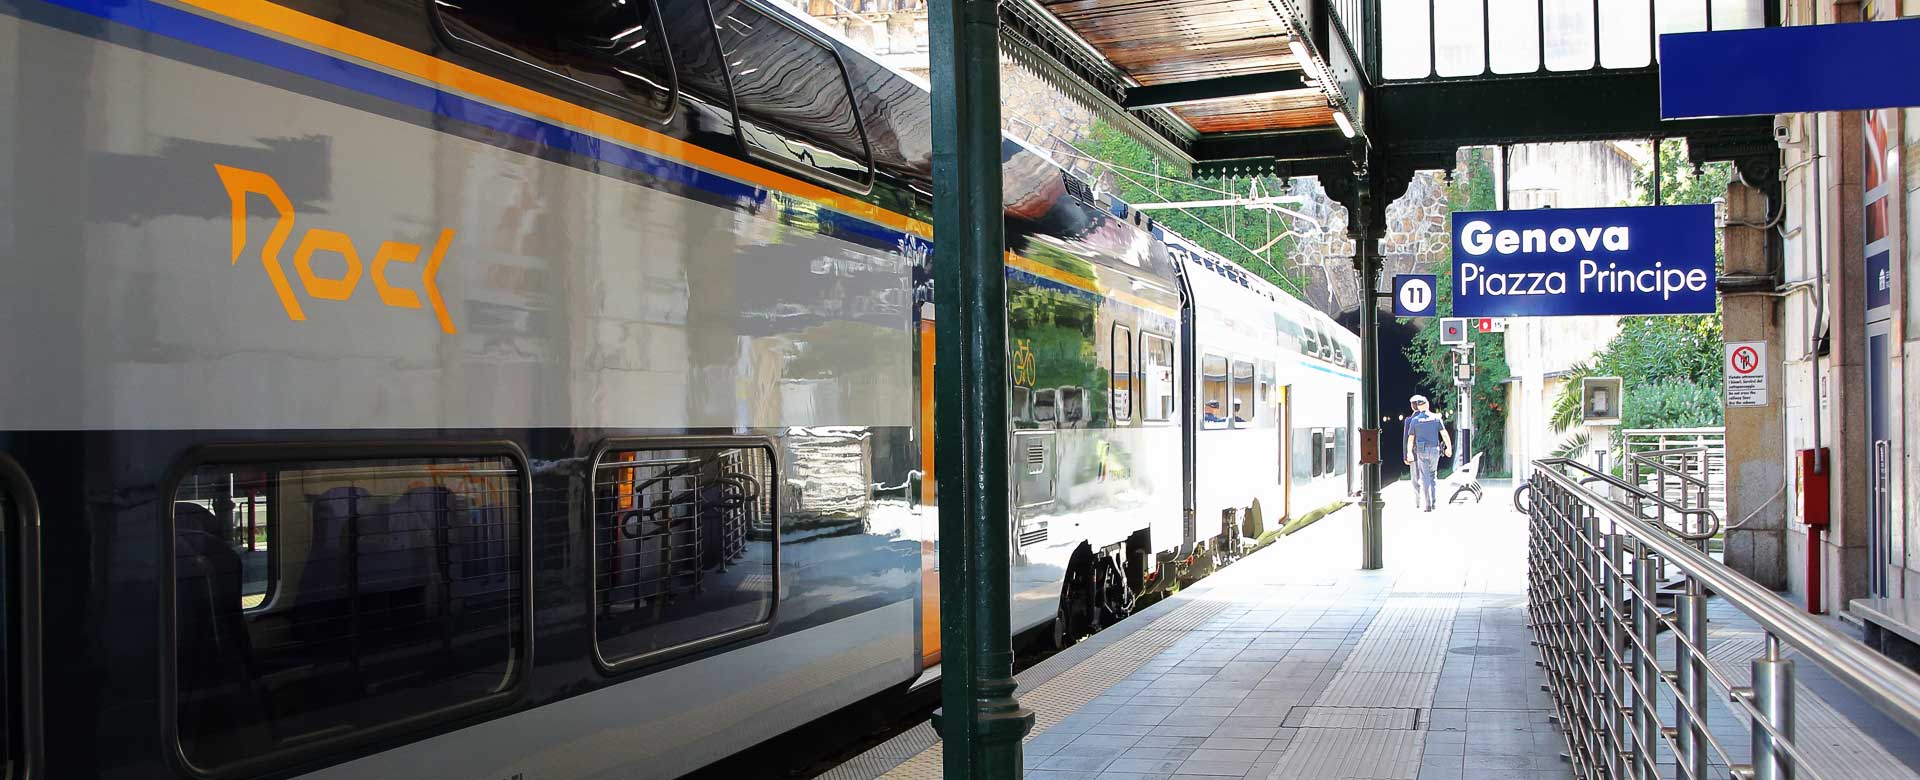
[591,443,777,667]
[171,456,524,772]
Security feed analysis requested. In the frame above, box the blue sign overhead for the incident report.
[1661,19,1920,118]
[1451,205,1716,318]
[1393,274,1438,318]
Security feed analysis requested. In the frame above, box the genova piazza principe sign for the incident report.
[1450,204,1717,317]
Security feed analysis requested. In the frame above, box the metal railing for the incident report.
[1550,456,1721,543]
[1624,427,1725,518]
[1623,427,1726,461]
[1626,447,1720,540]
[1528,458,1920,780]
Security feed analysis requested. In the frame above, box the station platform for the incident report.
[823,481,1920,780]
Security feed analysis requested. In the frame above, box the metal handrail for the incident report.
[1537,458,1722,541]
[1627,446,1721,538]
[1528,460,1920,780]
[1630,446,1714,492]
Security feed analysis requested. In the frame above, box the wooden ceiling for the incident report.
[1176,90,1333,133]
[1036,0,1332,134]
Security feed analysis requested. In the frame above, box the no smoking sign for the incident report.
[1725,340,1768,407]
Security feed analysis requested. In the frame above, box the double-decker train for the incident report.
[0,0,1360,777]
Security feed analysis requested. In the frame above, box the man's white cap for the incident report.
[1409,394,1428,405]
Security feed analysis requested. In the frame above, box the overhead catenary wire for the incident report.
[1000,116,1324,301]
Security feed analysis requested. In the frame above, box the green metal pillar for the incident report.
[1355,181,1385,571]
[928,0,1033,777]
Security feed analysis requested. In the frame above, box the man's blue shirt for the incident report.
[1404,411,1445,450]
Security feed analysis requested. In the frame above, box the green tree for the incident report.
[1547,140,1733,441]
[1080,121,1310,296]
[1403,149,1511,472]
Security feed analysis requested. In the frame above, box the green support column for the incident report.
[928,0,1034,777]
[1355,182,1385,571]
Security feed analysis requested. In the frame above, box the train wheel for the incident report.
[1050,602,1072,650]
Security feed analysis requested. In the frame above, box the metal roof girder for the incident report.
[1371,68,1773,157]
[1121,71,1315,111]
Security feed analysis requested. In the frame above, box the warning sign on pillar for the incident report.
[1725,341,1768,407]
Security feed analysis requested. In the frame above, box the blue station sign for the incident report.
[1450,205,1717,318]
[1661,18,1920,118]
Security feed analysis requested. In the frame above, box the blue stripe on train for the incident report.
[22,0,912,250]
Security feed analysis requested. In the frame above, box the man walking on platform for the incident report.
[1403,395,1452,512]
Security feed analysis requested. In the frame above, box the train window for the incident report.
[1333,427,1350,476]
[708,0,874,188]
[592,441,777,669]
[435,0,677,120]
[1034,388,1058,424]
[1258,361,1277,426]
[1059,386,1087,425]
[1298,325,1320,358]
[1309,430,1325,477]
[1201,354,1229,430]
[1322,430,1338,475]
[1274,313,1301,352]
[1141,333,1175,423]
[1012,386,1034,426]
[171,453,525,772]
[1292,427,1315,481]
[1230,360,1255,428]
[1111,325,1134,425]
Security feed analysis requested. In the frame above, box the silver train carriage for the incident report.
[0,0,1359,777]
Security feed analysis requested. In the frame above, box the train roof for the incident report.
[1145,220,1352,338]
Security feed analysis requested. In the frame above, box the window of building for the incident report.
[435,0,677,120]
[708,0,873,188]
[593,441,776,668]
[171,453,525,772]
[1111,325,1134,425]
[1201,354,1229,430]
[1230,360,1256,428]
[1141,333,1175,423]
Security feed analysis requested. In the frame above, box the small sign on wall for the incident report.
[1725,340,1769,407]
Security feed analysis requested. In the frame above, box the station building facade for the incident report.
[1730,0,1920,625]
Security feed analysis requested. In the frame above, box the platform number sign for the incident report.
[1393,274,1438,317]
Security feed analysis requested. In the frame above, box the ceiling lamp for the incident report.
[1332,108,1355,138]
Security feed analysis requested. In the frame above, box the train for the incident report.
[0,0,1361,777]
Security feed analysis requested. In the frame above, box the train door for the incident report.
[0,458,33,776]
[1278,385,1292,519]
[917,303,940,667]
[1176,263,1198,555]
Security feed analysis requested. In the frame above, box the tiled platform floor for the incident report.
[827,480,1920,780]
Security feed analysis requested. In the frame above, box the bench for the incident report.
[1851,597,1920,670]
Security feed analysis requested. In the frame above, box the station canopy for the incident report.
[1001,0,1777,182]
